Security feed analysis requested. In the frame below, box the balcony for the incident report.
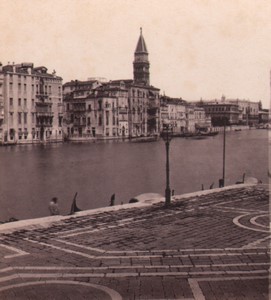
[36,111,53,117]
[74,120,87,126]
[118,107,128,114]
[36,93,49,102]
[73,105,86,112]
[73,108,86,113]
[36,104,53,117]
[36,103,53,117]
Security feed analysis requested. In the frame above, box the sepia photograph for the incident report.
[0,0,270,299]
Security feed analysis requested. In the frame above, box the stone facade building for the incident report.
[199,102,239,126]
[226,98,259,126]
[63,28,160,140]
[0,63,63,145]
[160,96,186,134]
[197,96,260,127]
[194,105,212,132]
[63,80,103,139]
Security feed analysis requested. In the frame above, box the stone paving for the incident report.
[0,184,269,299]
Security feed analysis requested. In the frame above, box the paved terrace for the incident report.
[0,184,270,300]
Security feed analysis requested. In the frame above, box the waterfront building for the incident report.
[160,96,186,134]
[63,79,103,138]
[0,62,63,145]
[115,28,160,137]
[193,105,212,132]
[63,79,130,139]
[110,80,160,137]
[63,79,101,96]
[86,81,129,138]
[258,109,270,125]
[199,101,239,126]
[198,96,259,127]
[62,28,160,140]
[185,104,196,133]
[224,97,259,126]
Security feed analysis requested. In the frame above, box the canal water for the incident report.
[0,129,269,221]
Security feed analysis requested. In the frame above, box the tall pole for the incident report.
[165,127,171,206]
[222,118,226,187]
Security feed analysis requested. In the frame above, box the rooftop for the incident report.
[135,27,148,54]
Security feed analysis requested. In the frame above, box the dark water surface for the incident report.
[0,129,268,221]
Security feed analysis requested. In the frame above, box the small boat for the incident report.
[129,136,159,143]
[199,131,219,137]
[188,131,218,139]
[190,135,208,140]
[70,192,82,215]
[234,129,242,132]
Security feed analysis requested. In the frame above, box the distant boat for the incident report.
[257,124,270,129]
[188,131,218,139]
[129,135,159,143]
[199,131,219,137]
[190,135,208,140]
[234,129,242,132]
[129,193,163,203]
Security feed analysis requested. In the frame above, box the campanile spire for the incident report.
[133,28,150,85]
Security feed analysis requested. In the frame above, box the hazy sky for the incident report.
[0,0,270,107]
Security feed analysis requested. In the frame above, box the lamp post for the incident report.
[161,122,172,207]
[219,117,226,188]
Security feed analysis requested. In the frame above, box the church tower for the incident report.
[133,28,150,86]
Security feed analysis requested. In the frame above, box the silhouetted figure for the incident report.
[235,173,246,184]
[209,182,214,189]
[219,179,224,188]
[172,190,175,196]
[201,184,204,190]
[70,192,81,215]
[110,194,115,206]
[49,197,60,216]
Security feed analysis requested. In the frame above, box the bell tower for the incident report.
[133,28,150,86]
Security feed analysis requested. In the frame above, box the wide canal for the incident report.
[0,129,269,221]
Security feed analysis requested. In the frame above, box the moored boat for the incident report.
[129,135,159,143]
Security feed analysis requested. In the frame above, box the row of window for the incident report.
[9,97,61,108]
[131,89,151,98]
[9,112,61,125]
[9,97,35,107]
[13,129,62,140]
[206,106,236,112]
[8,82,61,95]
[9,73,61,83]
[11,112,36,124]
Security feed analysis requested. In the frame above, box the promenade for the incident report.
[0,184,269,299]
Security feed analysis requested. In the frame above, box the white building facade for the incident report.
[0,63,63,145]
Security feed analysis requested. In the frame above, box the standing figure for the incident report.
[49,197,60,216]
[110,194,115,206]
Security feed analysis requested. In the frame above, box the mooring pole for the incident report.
[222,118,226,187]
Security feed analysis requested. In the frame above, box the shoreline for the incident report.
[0,183,255,233]
[0,125,260,146]
[0,129,268,225]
